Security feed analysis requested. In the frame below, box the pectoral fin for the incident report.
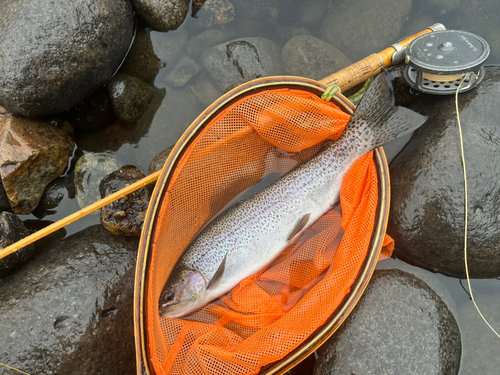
[287,214,310,241]
[207,253,227,290]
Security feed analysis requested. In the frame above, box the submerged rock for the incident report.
[0,114,75,214]
[281,35,351,81]
[74,153,119,210]
[388,67,500,278]
[0,0,134,117]
[0,212,35,278]
[120,26,161,85]
[150,28,189,68]
[163,54,201,87]
[192,73,223,109]
[107,73,153,123]
[148,146,174,174]
[131,0,190,32]
[186,28,236,58]
[314,270,461,375]
[201,37,283,92]
[319,0,411,61]
[195,0,235,28]
[100,166,152,236]
[0,225,139,374]
[32,177,75,219]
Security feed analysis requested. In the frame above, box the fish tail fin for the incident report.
[346,73,427,153]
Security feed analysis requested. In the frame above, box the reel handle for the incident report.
[319,24,446,91]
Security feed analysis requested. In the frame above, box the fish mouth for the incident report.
[159,299,203,319]
[158,270,207,319]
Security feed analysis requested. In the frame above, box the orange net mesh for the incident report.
[146,88,393,375]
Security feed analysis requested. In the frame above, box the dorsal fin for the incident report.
[287,213,310,241]
[207,253,227,290]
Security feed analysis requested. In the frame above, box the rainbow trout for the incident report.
[159,73,427,318]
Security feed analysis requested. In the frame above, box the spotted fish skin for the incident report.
[159,73,427,318]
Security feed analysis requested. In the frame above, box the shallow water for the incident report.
[17,0,500,373]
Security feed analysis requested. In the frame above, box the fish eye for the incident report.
[162,290,175,304]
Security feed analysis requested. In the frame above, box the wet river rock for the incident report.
[0,225,138,374]
[0,0,134,117]
[100,166,152,236]
[0,212,35,278]
[201,37,283,92]
[314,270,461,375]
[0,114,75,214]
[132,0,190,32]
[388,67,500,278]
[107,73,153,122]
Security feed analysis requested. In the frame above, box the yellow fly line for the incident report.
[456,74,500,339]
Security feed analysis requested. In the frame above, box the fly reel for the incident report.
[403,30,490,95]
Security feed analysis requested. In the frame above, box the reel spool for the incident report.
[403,30,490,95]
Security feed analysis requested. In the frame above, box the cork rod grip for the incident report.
[318,54,385,90]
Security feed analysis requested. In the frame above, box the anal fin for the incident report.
[287,214,310,241]
[207,253,227,290]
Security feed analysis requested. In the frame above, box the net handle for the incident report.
[0,24,444,260]
[318,24,446,90]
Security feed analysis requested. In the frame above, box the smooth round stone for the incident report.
[0,0,134,117]
[314,270,461,375]
[107,73,153,123]
[149,146,174,175]
[388,67,500,278]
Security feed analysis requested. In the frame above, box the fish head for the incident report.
[158,269,207,318]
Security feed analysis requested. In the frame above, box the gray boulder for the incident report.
[0,0,134,117]
[314,270,461,375]
[319,0,412,61]
[131,0,189,32]
[201,37,283,92]
[282,35,351,81]
[388,67,500,278]
[0,225,138,374]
